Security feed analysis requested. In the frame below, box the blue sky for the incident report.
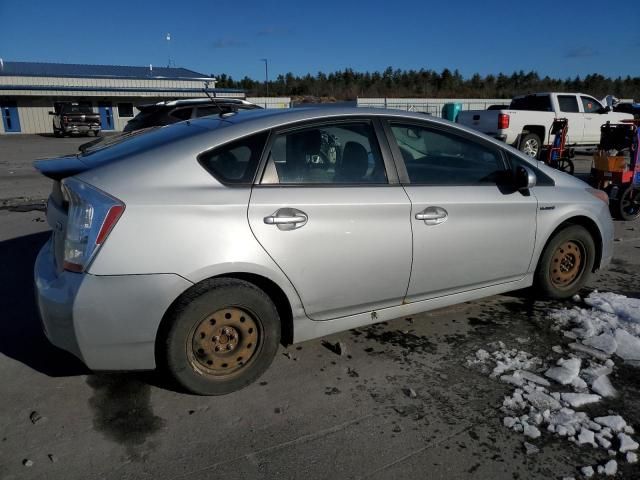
[1,0,638,80]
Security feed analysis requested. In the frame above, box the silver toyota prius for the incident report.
[34,107,614,395]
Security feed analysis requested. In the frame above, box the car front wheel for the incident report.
[162,278,281,395]
[534,225,595,299]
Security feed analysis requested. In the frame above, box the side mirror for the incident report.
[48,111,55,115]
[515,165,536,191]
[599,106,611,114]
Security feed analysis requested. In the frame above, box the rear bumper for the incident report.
[34,238,193,370]
[63,124,100,133]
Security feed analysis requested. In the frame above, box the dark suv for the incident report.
[122,98,261,133]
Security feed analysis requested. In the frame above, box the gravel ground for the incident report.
[0,135,638,480]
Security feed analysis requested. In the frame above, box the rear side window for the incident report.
[199,131,269,185]
[510,95,552,111]
[558,95,580,113]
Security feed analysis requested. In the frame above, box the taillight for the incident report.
[63,116,70,123]
[61,178,125,272]
[498,113,510,130]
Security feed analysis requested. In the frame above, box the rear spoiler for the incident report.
[33,156,90,180]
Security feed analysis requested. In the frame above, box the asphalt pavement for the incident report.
[1,135,639,480]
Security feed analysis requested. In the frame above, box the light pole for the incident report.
[260,58,269,98]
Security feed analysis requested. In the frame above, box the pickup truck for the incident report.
[49,102,101,137]
[457,93,634,158]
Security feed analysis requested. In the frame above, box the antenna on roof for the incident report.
[166,32,172,68]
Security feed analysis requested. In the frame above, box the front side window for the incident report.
[581,96,602,113]
[389,123,505,185]
[261,122,387,185]
[558,95,580,113]
[198,131,269,185]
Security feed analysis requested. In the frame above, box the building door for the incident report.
[1,101,21,133]
[98,102,114,130]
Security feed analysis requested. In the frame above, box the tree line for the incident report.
[214,68,640,100]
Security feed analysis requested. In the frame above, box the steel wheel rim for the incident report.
[187,307,260,378]
[549,240,585,288]
[522,139,539,157]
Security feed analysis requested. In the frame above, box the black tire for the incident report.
[53,123,62,138]
[519,133,542,159]
[94,130,101,137]
[534,225,595,299]
[162,278,280,395]
[616,183,640,221]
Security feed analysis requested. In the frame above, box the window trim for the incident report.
[253,117,400,188]
[381,118,509,186]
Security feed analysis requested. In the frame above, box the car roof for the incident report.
[190,106,490,137]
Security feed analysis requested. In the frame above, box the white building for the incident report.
[0,61,288,134]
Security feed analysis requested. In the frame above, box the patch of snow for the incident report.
[595,415,627,432]
[603,459,617,476]
[577,428,597,447]
[627,451,638,464]
[591,375,617,398]
[580,465,594,477]
[560,393,601,408]
[545,357,581,385]
[523,425,541,439]
[568,342,610,361]
[583,332,617,355]
[614,329,640,361]
[618,432,639,453]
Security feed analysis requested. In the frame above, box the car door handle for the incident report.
[264,215,307,225]
[264,208,308,230]
[415,207,448,225]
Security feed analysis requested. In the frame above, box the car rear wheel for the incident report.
[534,225,595,299]
[162,278,280,395]
[519,133,541,159]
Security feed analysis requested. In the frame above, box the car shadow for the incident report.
[0,231,88,376]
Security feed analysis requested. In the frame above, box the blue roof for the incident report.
[0,61,210,79]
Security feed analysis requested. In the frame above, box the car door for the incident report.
[556,95,584,144]
[383,120,538,302]
[581,95,605,144]
[248,119,413,321]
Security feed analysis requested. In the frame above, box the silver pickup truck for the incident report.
[457,92,633,158]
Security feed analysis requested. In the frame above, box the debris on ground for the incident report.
[22,459,33,467]
[29,410,44,424]
[466,291,640,474]
[523,441,540,455]
[321,340,348,357]
[402,387,417,399]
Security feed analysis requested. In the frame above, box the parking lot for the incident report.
[1,134,639,479]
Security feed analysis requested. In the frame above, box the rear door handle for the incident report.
[264,208,308,230]
[415,206,448,225]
